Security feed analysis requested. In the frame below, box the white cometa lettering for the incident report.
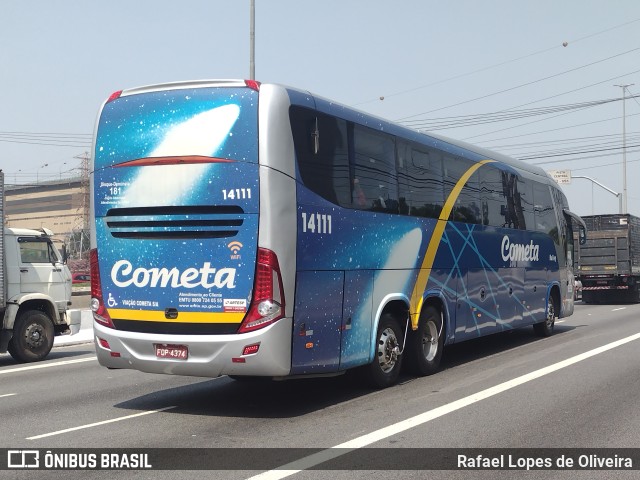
[111,260,236,289]
[501,235,540,262]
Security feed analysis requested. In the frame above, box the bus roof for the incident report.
[101,79,555,185]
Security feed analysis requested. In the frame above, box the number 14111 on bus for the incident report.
[301,212,333,234]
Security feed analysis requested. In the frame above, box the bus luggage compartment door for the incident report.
[291,270,344,375]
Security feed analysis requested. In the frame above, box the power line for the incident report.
[401,97,625,130]
[353,17,640,107]
[0,138,92,147]
[463,67,640,141]
[517,143,640,161]
[484,131,640,151]
[397,46,640,121]
[476,111,640,147]
[0,130,92,147]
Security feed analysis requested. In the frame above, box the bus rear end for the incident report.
[90,80,292,377]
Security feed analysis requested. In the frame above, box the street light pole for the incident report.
[614,84,633,214]
[573,175,622,214]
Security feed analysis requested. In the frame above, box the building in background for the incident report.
[3,177,90,265]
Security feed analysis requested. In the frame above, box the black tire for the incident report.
[8,310,55,363]
[364,313,403,388]
[405,305,444,376]
[534,294,556,337]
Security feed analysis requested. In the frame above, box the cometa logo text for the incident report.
[501,236,540,262]
[111,260,236,289]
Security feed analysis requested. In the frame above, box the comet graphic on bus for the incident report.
[118,104,241,207]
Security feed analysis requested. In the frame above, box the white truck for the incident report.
[0,170,80,362]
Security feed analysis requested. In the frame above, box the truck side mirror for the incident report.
[579,226,586,245]
[61,244,69,264]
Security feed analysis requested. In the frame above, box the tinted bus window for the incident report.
[444,156,481,224]
[352,124,398,213]
[500,172,530,230]
[479,165,506,227]
[533,182,558,239]
[397,142,444,218]
[518,177,535,230]
[290,107,350,206]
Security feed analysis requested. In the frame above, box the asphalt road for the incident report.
[1,302,639,479]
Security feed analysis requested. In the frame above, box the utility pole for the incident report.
[249,0,255,80]
[614,84,633,214]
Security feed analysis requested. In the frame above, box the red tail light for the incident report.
[106,90,123,103]
[244,80,261,91]
[238,248,285,333]
[90,248,115,329]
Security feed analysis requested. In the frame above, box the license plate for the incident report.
[155,344,188,360]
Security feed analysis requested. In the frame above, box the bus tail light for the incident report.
[106,90,123,103]
[244,80,261,91]
[90,248,115,329]
[238,248,285,333]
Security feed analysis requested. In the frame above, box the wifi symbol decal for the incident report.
[228,241,243,255]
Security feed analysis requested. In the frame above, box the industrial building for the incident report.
[3,177,89,259]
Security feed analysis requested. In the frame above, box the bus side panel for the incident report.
[495,266,524,332]
[460,268,499,338]
[340,270,374,370]
[291,270,344,374]
[523,265,547,324]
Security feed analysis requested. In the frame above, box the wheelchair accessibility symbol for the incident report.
[107,293,118,308]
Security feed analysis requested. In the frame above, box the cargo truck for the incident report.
[0,170,81,362]
[577,214,640,303]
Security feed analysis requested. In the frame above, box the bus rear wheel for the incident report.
[405,305,444,376]
[365,314,403,388]
[534,295,556,337]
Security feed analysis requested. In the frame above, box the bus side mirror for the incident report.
[311,117,319,154]
[579,226,586,245]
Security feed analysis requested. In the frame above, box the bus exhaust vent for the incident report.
[104,206,244,240]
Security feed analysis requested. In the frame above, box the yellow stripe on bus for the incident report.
[409,159,496,328]
[107,308,246,324]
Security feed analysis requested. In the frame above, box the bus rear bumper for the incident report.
[93,318,292,378]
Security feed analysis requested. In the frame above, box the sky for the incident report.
[1,0,639,217]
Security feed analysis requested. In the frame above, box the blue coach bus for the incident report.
[90,80,586,387]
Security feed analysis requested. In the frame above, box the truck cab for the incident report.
[1,227,80,362]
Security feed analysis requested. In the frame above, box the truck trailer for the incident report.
[577,213,640,304]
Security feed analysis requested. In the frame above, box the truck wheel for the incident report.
[534,295,556,337]
[8,310,55,363]
[405,305,444,376]
[364,314,403,388]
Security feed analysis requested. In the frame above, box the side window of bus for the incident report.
[500,172,530,230]
[290,107,351,206]
[397,142,444,218]
[533,183,559,242]
[551,187,570,266]
[352,124,398,213]
[479,165,505,227]
[444,156,481,224]
[518,177,535,231]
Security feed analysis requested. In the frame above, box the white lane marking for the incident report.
[0,357,95,375]
[612,307,627,312]
[27,406,176,440]
[0,393,17,398]
[248,331,640,480]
